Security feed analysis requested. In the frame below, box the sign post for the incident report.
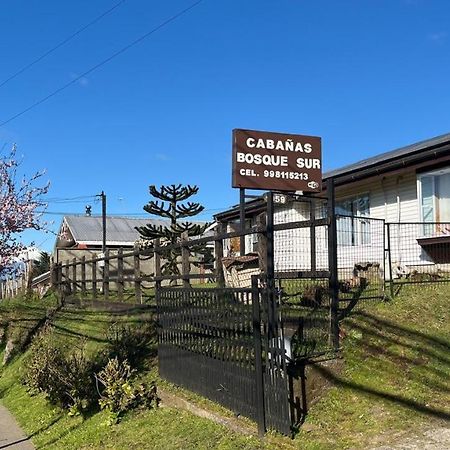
[231,128,324,436]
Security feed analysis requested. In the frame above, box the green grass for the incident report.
[0,293,58,351]
[0,296,266,450]
[291,283,450,449]
[0,284,449,449]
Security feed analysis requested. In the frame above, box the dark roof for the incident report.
[323,132,450,180]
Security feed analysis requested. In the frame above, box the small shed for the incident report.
[222,254,260,288]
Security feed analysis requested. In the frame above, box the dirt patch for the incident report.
[158,388,258,436]
[369,424,450,450]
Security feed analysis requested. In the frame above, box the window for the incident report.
[335,194,370,246]
[418,168,450,236]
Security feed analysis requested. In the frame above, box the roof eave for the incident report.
[324,142,450,186]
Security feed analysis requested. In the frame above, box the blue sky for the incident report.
[1,0,450,252]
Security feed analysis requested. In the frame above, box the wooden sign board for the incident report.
[232,129,322,192]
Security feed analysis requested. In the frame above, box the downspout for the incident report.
[396,176,402,264]
[381,177,388,221]
[396,176,402,223]
[381,177,389,279]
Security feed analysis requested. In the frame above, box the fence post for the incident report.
[72,258,77,294]
[256,212,267,276]
[386,223,394,298]
[134,245,143,304]
[92,257,97,299]
[327,178,340,351]
[310,197,317,274]
[181,232,190,288]
[50,257,57,289]
[252,275,266,436]
[81,256,86,297]
[265,192,275,287]
[103,250,110,300]
[214,223,225,288]
[117,247,124,301]
[240,187,246,255]
[64,261,70,296]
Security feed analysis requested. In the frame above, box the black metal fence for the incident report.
[387,222,450,286]
[157,286,260,423]
[157,279,291,435]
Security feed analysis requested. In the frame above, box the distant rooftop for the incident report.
[58,215,210,247]
[63,215,168,246]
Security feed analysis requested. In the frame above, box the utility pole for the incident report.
[101,191,107,253]
[96,191,107,293]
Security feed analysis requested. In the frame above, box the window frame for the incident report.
[417,173,437,224]
[335,193,371,247]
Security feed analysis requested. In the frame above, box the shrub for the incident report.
[23,326,97,416]
[22,326,66,402]
[105,322,156,367]
[96,357,158,425]
[22,320,158,420]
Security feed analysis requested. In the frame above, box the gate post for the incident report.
[214,223,225,288]
[327,178,340,351]
[251,275,265,436]
[386,223,394,299]
[265,191,275,297]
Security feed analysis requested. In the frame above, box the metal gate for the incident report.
[157,181,340,435]
[157,278,292,435]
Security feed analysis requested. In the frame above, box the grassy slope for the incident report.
[293,283,450,449]
[0,284,449,449]
[0,298,265,450]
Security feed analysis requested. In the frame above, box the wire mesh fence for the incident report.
[276,276,331,359]
[336,215,386,313]
[387,222,450,284]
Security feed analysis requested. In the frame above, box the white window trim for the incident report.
[417,175,435,223]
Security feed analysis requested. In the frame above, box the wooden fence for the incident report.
[51,231,224,304]
[0,261,32,300]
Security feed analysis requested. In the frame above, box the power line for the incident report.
[0,0,128,90]
[45,195,98,203]
[0,0,205,128]
[37,206,228,216]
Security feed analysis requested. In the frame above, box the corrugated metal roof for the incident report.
[63,215,211,245]
[323,132,450,180]
[64,216,169,245]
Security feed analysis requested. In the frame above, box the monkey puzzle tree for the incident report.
[136,184,211,277]
[0,146,49,275]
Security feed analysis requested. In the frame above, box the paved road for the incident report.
[0,405,34,450]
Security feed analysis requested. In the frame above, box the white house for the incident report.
[216,132,450,278]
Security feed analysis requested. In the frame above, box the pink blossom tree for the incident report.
[0,145,49,275]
